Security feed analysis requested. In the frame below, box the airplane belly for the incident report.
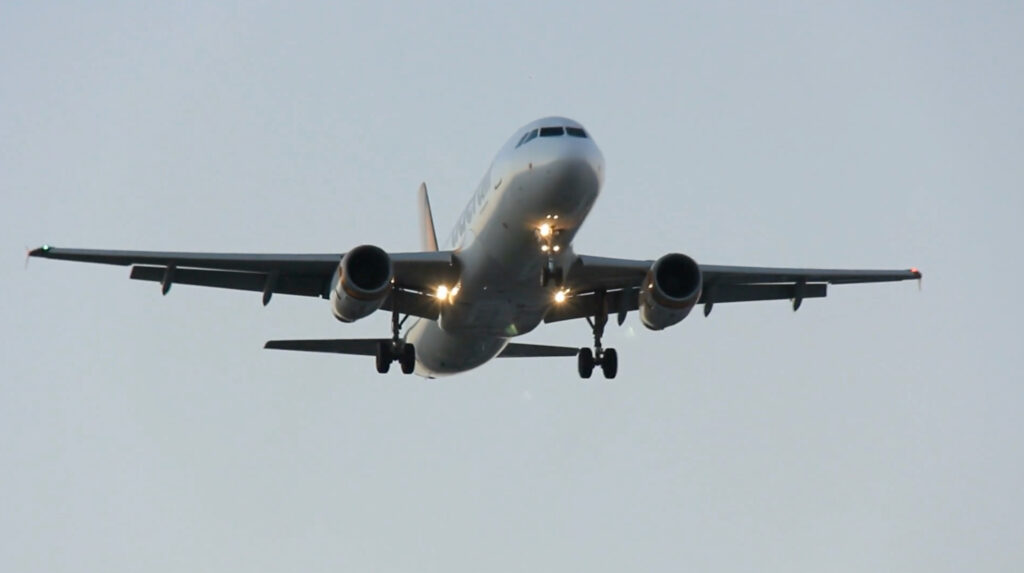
[437,244,550,337]
[406,319,507,377]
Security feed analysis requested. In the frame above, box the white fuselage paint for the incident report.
[405,117,605,377]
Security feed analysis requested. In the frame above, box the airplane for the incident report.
[29,116,922,379]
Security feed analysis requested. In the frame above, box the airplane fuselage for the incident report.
[407,117,605,376]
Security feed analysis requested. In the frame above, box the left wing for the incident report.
[547,254,921,323]
[28,245,460,319]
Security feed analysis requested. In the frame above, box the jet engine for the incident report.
[330,245,393,322]
[639,253,703,330]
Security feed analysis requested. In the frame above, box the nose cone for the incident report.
[555,138,604,188]
[529,137,604,216]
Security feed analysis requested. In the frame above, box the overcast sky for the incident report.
[2,2,1022,571]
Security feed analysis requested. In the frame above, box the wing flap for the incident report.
[545,283,830,323]
[130,266,328,298]
[702,282,827,304]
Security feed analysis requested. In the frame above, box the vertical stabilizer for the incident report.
[417,182,439,251]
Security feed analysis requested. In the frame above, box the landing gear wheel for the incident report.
[578,348,594,379]
[375,342,392,374]
[399,344,416,375]
[601,348,618,379]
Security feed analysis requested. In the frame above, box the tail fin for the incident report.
[418,182,439,251]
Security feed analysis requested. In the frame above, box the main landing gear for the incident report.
[376,306,416,375]
[577,291,618,379]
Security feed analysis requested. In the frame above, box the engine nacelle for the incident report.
[639,253,703,330]
[330,245,393,323]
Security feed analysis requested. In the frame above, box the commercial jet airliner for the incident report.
[30,117,921,379]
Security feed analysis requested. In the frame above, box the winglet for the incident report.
[29,244,53,258]
[418,183,439,252]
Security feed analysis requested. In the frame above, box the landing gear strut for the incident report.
[376,306,415,374]
[578,290,618,379]
[541,258,563,288]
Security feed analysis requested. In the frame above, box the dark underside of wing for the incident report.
[29,245,459,319]
[497,343,580,357]
[546,254,921,323]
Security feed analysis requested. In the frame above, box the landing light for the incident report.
[435,284,460,303]
[554,289,568,304]
[539,223,553,238]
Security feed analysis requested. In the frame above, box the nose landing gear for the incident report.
[541,258,563,288]
[537,217,564,287]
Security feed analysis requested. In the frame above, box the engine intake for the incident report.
[330,245,393,322]
[639,253,702,330]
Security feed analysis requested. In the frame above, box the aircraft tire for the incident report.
[400,344,416,374]
[376,342,391,374]
[578,348,594,379]
[601,348,618,379]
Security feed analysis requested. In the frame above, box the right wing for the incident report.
[29,245,460,319]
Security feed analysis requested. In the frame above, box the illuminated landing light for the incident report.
[435,284,461,303]
[552,245,560,252]
[539,223,553,238]
[553,289,569,304]
[541,244,550,252]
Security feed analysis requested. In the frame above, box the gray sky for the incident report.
[2,2,1022,571]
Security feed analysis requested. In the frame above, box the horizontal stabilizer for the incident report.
[498,342,579,358]
[264,338,389,356]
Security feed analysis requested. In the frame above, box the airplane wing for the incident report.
[28,245,460,319]
[547,254,921,323]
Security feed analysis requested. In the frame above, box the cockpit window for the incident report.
[516,125,587,149]
[515,129,538,148]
